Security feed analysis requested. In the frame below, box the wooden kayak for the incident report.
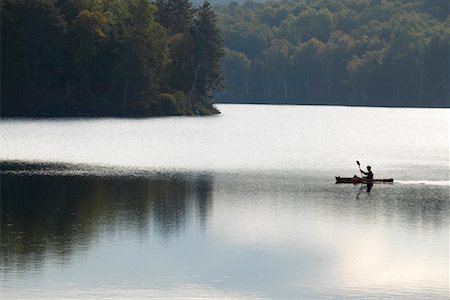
[336,176,393,184]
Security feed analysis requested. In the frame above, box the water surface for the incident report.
[0,104,448,299]
[1,104,448,175]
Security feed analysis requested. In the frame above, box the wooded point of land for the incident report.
[1,0,223,117]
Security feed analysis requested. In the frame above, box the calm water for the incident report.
[0,104,449,299]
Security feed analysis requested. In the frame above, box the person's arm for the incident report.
[360,169,368,175]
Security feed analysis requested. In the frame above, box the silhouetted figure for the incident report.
[360,165,373,192]
[360,165,373,180]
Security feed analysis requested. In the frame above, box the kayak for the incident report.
[336,176,394,184]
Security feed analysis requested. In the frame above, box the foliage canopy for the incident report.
[217,0,449,106]
[1,0,223,116]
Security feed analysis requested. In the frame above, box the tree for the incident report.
[262,39,291,99]
[221,48,251,98]
[1,0,222,116]
[166,32,195,93]
[387,13,433,102]
[191,1,224,106]
[279,8,334,43]
[1,0,67,114]
[347,49,385,102]
[112,0,171,113]
[215,0,449,106]
[68,9,110,101]
[155,0,194,34]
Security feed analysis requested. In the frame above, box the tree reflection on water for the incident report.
[0,173,214,269]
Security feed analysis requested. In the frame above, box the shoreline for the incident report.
[1,102,448,119]
[216,100,450,109]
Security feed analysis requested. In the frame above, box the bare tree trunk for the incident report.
[65,81,79,100]
[327,78,332,96]
[447,54,450,101]
[65,81,71,99]
[446,74,450,101]
[306,78,310,98]
[362,81,368,103]
[419,59,424,103]
[190,63,201,98]
[245,80,249,97]
[261,80,267,98]
[284,80,288,99]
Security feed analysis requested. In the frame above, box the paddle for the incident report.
[356,160,363,177]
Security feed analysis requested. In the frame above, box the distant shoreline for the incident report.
[1,102,448,119]
[216,100,450,109]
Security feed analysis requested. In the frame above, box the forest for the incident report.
[1,0,223,117]
[1,0,449,116]
[217,0,450,106]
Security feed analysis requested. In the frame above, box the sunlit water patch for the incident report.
[1,105,448,177]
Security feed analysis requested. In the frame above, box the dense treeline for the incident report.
[1,0,223,117]
[218,0,450,107]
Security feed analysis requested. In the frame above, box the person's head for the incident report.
[367,166,371,171]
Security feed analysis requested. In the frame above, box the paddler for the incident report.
[360,165,373,181]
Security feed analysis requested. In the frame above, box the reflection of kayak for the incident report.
[335,176,394,184]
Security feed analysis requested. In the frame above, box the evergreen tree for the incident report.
[1,0,67,114]
[191,1,224,105]
[155,0,194,34]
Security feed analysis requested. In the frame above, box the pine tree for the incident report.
[155,0,194,34]
[1,0,67,114]
[190,1,224,103]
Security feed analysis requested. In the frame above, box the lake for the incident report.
[0,104,449,299]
